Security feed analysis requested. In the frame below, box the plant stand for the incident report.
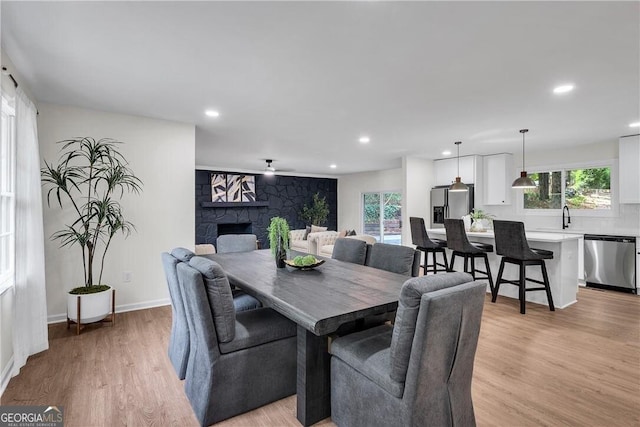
[67,289,116,335]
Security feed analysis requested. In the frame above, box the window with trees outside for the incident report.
[524,166,611,211]
[0,95,16,293]
[362,192,402,245]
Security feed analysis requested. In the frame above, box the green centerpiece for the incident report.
[268,216,290,268]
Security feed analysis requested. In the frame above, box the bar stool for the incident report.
[491,220,555,314]
[444,219,494,295]
[409,216,449,275]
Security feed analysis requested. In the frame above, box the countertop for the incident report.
[427,228,583,243]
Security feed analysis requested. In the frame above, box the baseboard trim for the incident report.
[0,356,14,398]
[47,298,171,324]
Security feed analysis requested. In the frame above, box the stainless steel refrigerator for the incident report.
[430,185,474,228]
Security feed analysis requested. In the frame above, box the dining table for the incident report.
[205,249,409,426]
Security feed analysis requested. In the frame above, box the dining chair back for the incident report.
[332,237,368,265]
[366,243,420,277]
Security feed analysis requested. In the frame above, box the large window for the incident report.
[524,166,612,212]
[0,95,16,293]
[363,192,402,244]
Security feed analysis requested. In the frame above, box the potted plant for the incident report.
[268,217,290,268]
[41,137,142,332]
[300,192,329,226]
[469,209,494,232]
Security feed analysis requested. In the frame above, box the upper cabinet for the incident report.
[619,135,640,204]
[483,153,513,205]
[434,156,476,186]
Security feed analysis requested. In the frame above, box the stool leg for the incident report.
[442,250,450,272]
[519,262,526,314]
[470,256,476,279]
[483,253,495,296]
[541,261,555,311]
[432,251,438,274]
[449,253,456,272]
[492,258,505,302]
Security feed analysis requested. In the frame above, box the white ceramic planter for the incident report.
[67,288,113,323]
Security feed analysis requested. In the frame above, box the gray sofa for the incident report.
[177,256,297,426]
[330,272,486,427]
[161,248,261,380]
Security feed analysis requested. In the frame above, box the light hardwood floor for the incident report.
[2,287,639,426]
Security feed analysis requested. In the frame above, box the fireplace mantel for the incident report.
[200,201,269,208]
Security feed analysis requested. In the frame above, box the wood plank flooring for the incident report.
[2,287,639,426]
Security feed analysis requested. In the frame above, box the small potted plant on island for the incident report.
[268,217,290,268]
[41,137,142,334]
[469,209,495,232]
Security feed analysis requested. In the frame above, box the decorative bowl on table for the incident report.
[284,255,325,270]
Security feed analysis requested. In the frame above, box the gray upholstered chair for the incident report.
[160,247,261,380]
[332,237,368,265]
[330,272,486,427]
[216,233,258,253]
[491,220,555,314]
[410,216,449,274]
[444,218,495,295]
[366,243,421,277]
[177,256,297,425]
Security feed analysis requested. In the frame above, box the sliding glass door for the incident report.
[362,192,402,245]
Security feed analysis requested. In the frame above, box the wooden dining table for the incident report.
[206,249,409,426]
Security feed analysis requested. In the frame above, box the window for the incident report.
[362,192,402,244]
[524,166,612,212]
[0,95,16,293]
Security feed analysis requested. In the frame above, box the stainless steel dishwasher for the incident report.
[584,234,636,293]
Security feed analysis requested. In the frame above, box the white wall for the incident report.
[402,156,435,245]
[338,168,403,234]
[38,104,195,321]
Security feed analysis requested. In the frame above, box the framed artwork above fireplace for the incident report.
[211,173,256,202]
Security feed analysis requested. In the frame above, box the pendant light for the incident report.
[449,141,469,192]
[512,129,537,188]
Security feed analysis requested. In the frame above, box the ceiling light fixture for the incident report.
[449,141,468,192]
[330,164,337,169]
[442,150,452,156]
[512,129,537,189]
[264,159,275,176]
[553,84,574,94]
[205,110,220,117]
[629,122,640,128]
[359,136,370,144]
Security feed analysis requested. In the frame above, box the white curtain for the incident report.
[12,88,48,376]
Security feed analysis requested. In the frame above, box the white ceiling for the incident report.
[2,1,639,176]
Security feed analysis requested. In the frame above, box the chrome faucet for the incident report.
[562,205,571,229]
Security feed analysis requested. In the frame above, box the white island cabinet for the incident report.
[427,229,580,309]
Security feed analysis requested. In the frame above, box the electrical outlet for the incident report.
[122,271,132,283]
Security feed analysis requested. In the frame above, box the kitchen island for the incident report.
[427,229,581,309]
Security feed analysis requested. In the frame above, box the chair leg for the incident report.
[519,262,526,314]
[492,258,505,303]
[483,253,495,296]
[540,261,555,311]
[442,250,450,272]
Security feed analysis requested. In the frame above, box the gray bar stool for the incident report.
[409,216,449,274]
[491,220,555,314]
[444,219,494,295]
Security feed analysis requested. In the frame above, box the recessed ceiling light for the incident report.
[330,164,337,169]
[629,122,640,128]
[359,136,370,144]
[553,84,574,94]
[442,150,452,156]
[205,110,220,117]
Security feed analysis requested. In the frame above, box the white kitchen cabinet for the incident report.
[619,135,640,204]
[483,153,513,205]
[434,156,476,186]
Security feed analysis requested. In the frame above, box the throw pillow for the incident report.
[347,230,357,236]
[303,225,311,240]
[338,230,348,238]
[310,225,328,233]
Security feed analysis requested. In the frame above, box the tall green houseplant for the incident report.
[300,192,329,226]
[41,137,142,293]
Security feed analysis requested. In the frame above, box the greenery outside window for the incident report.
[524,166,612,212]
[362,192,402,245]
